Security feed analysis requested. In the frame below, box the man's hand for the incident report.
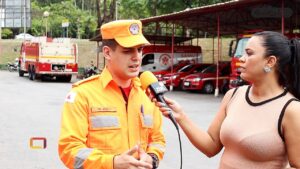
[137,147,153,169]
[113,146,152,169]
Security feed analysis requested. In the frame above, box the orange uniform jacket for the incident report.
[58,68,166,169]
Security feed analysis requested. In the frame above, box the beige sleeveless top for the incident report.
[219,85,294,169]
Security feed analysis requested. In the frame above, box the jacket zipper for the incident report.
[119,87,130,148]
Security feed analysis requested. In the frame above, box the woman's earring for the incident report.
[263,66,271,73]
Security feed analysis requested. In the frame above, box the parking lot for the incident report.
[0,70,222,169]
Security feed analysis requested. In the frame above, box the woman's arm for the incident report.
[156,89,235,157]
[283,100,300,168]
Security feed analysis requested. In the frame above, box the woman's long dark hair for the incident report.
[253,31,300,99]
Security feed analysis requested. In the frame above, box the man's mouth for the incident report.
[128,64,139,70]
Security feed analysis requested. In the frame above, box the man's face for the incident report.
[105,44,143,81]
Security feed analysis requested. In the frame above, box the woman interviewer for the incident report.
[155,31,300,168]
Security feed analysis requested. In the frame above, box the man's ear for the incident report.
[102,46,112,61]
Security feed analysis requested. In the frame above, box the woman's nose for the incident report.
[239,54,246,62]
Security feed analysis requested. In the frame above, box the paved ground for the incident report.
[0,70,223,169]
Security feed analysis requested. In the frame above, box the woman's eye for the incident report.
[245,51,252,56]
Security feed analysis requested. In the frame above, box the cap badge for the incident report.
[129,23,139,35]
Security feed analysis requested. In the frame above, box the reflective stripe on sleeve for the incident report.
[148,143,165,152]
[143,114,153,127]
[74,148,93,169]
[90,116,120,128]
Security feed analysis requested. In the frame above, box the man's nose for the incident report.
[131,49,141,60]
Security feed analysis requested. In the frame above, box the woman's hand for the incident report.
[154,96,186,122]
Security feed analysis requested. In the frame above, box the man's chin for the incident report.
[127,71,139,78]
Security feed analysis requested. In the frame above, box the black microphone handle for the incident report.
[157,94,179,130]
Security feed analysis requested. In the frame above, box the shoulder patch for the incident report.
[65,91,77,103]
[73,75,101,87]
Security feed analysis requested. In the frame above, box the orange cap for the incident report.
[100,20,150,48]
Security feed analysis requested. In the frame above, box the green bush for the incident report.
[0,64,7,70]
[1,28,14,39]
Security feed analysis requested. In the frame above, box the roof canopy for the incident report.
[91,0,300,42]
[141,0,300,38]
[90,33,193,44]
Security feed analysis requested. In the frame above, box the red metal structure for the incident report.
[140,0,300,95]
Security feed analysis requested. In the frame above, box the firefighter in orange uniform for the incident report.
[58,20,165,169]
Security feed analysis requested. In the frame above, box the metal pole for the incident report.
[45,17,48,37]
[214,13,220,97]
[281,0,285,34]
[170,23,175,91]
[0,0,2,62]
[0,0,2,40]
[24,0,26,36]
[115,0,118,20]
[97,42,100,69]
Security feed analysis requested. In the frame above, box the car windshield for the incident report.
[178,64,193,72]
[166,63,188,71]
[201,65,216,73]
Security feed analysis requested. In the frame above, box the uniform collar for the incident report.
[101,67,142,89]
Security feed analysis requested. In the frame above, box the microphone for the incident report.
[139,71,179,130]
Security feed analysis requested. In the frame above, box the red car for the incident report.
[162,63,212,90]
[182,62,231,94]
[152,62,190,81]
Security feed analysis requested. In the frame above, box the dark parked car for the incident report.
[152,62,190,81]
[162,63,212,90]
[182,62,231,94]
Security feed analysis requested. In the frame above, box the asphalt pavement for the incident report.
[0,70,222,169]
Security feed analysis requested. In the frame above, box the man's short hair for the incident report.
[102,39,118,50]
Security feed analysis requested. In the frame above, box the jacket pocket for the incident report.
[139,111,154,150]
[89,114,120,130]
[88,111,122,151]
[140,114,153,128]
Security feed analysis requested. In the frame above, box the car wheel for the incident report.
[203,82,214,94]
[31,66,36,80]
[64,75,72,82]
[179,81,185,90]
[19,68,24,77]
[221,81,229,94]
[28,66,33,80]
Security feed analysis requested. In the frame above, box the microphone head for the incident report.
[139,71,158,90]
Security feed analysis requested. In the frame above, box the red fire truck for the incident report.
[18,37,78,82]
[228,34,251,88]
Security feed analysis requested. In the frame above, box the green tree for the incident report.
[30,0,97,38]
[28,0,230,39]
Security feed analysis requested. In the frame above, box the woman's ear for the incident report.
[266,55,277,68]
[102,46,111,61]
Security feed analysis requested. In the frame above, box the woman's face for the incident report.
[239,36,270,83]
